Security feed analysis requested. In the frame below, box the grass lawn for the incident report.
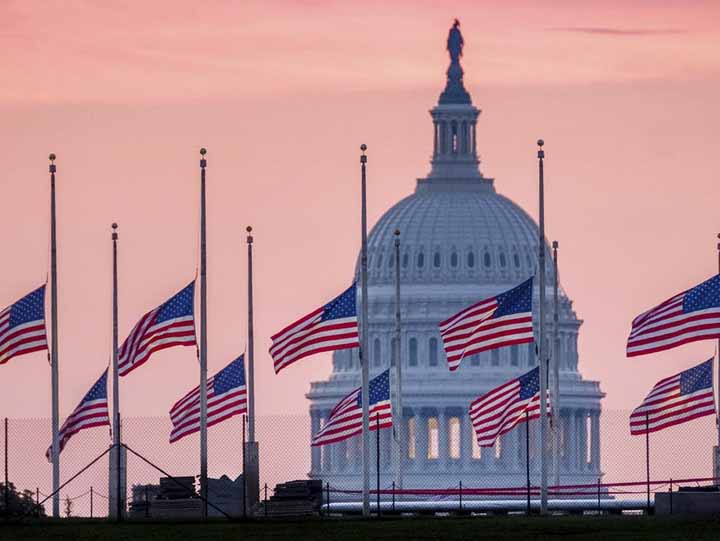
[2,515,720,540]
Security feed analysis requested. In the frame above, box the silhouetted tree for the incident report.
[0,482,45,517]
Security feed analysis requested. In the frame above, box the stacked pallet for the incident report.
[260,480,323,518]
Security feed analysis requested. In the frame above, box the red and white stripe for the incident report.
[270,308,358,374]
[311,393,391,447]
[46,399,109,460]
[169,378,247,443]
[440,297,533,371]
[469,379,545,448]
[118,308,196,376]
[629,371,715,436]
[627,291,720,357]
[0,301,47,365]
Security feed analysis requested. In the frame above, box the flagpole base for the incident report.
[108,444,127,520]
[244,441,260,515]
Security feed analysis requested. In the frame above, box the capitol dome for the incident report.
[307,21,603,493]
[365,179,555,287]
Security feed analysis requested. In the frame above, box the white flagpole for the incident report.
[245,225,259,511]
[393,229,403,491]
[552,240,560,489]
[360,144,371,517]
[716,234,720,480]
[49,153,60,518]
[199,148,208,519]
[537,140,549,513]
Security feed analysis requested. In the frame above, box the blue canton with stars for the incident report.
[494,277,533,318]
[679,359,713,396]
[9,286,46,328]
[683,274,720,314]
[321,283,357,321]
[213,355,246,395]
[156,282,195,323]
[518,366,540,400]
[80,370,108,404]
[356,369,391,407]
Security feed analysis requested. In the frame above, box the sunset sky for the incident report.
[1,0,720,421]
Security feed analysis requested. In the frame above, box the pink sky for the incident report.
[1,0,720,423]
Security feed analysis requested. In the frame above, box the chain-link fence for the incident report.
[1,410,716,518]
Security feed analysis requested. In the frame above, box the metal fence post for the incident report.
[326,482,330,515]
[145,485,149,518]
[4,418,8,517]
[459,481,463,514]
[90,486,93,518]
[597,478,600,515]
[392,481,395,513]
[669,479,673,515]
[36,488,40,517]
[264,483,268,518]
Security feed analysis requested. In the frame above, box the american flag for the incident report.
[270,284,359,374]
[630,359,715,436]
[169,354,247,443]
[627,274,720,357]
[0,285,48,365]
[470,367,545,448]
[46,369,110,460]
[311,369,392,447]
[118,282,196,377]
[439,278,534,371]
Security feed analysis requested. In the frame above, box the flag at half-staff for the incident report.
[0,285,48,365]
[118,282,196,376]
[470,366,548,447]
[627,274,720,357]
[440,277,534,371]
[169,354,247,443]
[270,283,359,374]
[630,358,715,435]
[312,369,392,447]
[46,369,110,459]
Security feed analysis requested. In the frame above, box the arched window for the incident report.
[449,418,461,459]
[402,253,409,268]
[484,252,492,268]
[499,253,507,268]
[471,354,480,367]
[409,337,418,366]
[511,345,519,366]
[491,348,500,366]
[376,253,383,269]
[451,121,458,154]
[407,417,416,459]
[429,338,438,367]
[428,418,439,459]
[451,252,458,268]
[513,253,521,268]
[467,252,475,268]
[417,252,425,268]
[373,338,381,367]
[433,252,441,268]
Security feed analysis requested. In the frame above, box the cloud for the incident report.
[552,27,688,36]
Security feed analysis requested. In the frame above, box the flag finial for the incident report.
[112,222,118,241]
[49,153,56,173]
[246,226,253,244]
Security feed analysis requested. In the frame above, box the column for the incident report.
[321,410,332,473]
[471,123,477,155]
[438,410,449,472]
[417,412,429,469]
[461,413,472,471]
[578,409,588,471]
[590,411,600,472]
[433,121,439,156]
[311,410,321,474]
[561,409,571,472]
